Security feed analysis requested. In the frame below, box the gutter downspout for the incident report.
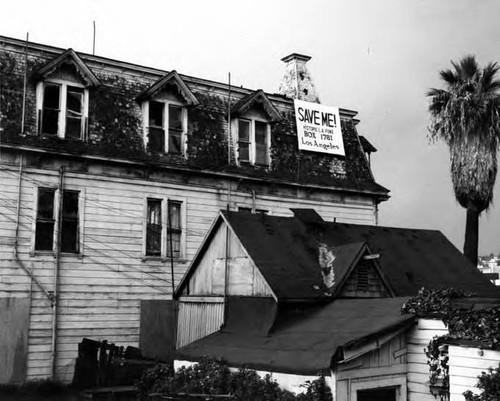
[51,166,64,379]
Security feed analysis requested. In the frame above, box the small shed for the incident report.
[173,209,500,399]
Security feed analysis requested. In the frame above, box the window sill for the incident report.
[141,256,188,264]
[30,251,83,259]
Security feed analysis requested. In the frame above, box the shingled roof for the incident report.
[175,297,414,375]
[191,210,499,299]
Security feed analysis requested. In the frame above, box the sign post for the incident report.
[294,99,345,156]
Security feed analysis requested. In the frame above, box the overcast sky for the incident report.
[2,0,499,255]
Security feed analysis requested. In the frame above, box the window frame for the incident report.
[36,79,89,140]
[142,100,188,155]
[142,195,187,261]
[31,186,85,256]
[235,116,271,166]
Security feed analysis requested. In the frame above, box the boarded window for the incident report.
[168,104,183,154]
[167,201,182,258]
[238,119,251,162]
[65,86,84,139]
[35,188,55,251]
[146,199,162,256]
[42,84,61,135]
[255,121,269,166]
[61,191,79,253]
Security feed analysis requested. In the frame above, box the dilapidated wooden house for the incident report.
[0,35,388,384]
[174,210,500,401]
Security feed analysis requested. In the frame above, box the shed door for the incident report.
[357,387,396,401]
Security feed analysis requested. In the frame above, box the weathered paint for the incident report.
[0,297,30,384]
[448,345,500,401]
[186,221,274,297]
[406,318,448,401]
[335,332,407,401]
[0,149,377,382]
[176,300,224,349]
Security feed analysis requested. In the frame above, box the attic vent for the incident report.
[356,264,369,291]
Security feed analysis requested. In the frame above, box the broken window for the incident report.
[35,188,56,251]
[145,102,185,154]
[61,191,79,253]
[146,199,162,256]
[148,101,165,152]
[168,105,183,154]
[34,188,79,253]
[255,121,269,166]
[40,82,87,139]
[42,84,61,136]
[65,87,84,139]
[166,201,182,259]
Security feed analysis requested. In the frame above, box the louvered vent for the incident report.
[356,264,369,291]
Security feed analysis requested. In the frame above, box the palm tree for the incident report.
[428,55,500,265]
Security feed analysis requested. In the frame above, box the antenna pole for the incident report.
[21,32,29,134]
[92,21,96,55]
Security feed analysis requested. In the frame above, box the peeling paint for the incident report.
[318,243,335,288]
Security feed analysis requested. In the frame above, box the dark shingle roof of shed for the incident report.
[175,297,414,375]
[222,211,500,299]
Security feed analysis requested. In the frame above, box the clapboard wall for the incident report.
[406,318,448,401]
[448,345,500,401]
[0,152,377,383]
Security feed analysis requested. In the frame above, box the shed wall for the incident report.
[406,318,448,401]
[448,345,500,401]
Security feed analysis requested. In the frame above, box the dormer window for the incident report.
[237,118,270,166]
[38,81,88,139]
[145,101,186,154]
[137,70,199,156]
[231,89,281,167]
[34,48,100,140]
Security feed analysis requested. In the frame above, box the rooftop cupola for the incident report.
[278,53,320,103]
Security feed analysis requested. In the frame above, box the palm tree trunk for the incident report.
[463,207,479,265]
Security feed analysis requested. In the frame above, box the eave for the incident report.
[0,143,390,200]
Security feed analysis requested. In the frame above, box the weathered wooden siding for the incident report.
[0,156,377,383]
[0,297,30,384]
[188,221,274,297]
[335,333,407,400]
[176,299,224,348]
[406,318,448,401]
[448,345,500,401]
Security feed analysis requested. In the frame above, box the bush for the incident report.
[136,358,332,401]
[464,364,500,401]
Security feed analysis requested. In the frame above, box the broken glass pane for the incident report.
[149,101,164,128]
[169,105,183,130]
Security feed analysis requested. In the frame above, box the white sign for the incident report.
[294,99,345,156]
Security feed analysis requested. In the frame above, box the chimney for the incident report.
[278,53,320,103]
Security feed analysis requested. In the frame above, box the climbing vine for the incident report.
[187,93,228,169]
[402,288,500,395]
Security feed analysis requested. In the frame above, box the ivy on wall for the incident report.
[402,287,500,396]
[1,49,376,192]
[187,93,228,169]
[0,52,45,135]
[88,75,146,157]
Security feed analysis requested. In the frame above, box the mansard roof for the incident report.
[35,48,101,87]
[137,70,199,106]
[232,89,282,121]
